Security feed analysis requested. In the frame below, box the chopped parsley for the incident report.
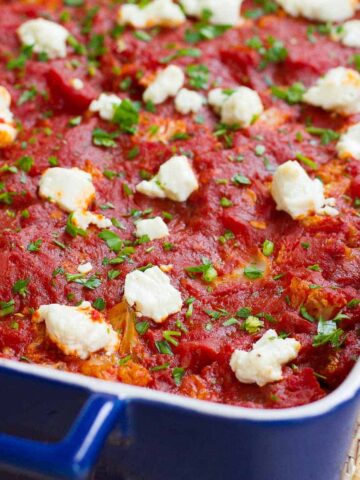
[135,321,150,335]
[186,64,209,90]
[262,239,274,257]
[12,278,30,297]
[0,299,15,317]
[306,127,340,145]
[160,47,201,64]
[93,297,106,311]
[242,316,264,334]
[98,230,123,253]
[244,265,263,280]
[92,128,118,148]
[185,258,218,283]
[173,367,186,386]
[27,239,42,252]
[113,99,140,134]
[155,340,173,355]
[313,318,345,348]
[271,82,305,104]
[295,152,318,170]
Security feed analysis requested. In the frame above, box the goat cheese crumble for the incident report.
[230,329,301,387]
[124,266,183,323]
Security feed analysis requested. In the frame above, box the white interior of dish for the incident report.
[1,357,359,422]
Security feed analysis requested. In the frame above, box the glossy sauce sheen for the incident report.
[0,0,360,409]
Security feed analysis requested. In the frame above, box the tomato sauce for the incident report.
[0,0,359,409]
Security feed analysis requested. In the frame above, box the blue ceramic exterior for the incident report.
[0,361,358,480]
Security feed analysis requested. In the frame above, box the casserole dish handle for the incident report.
[0,392,123,480]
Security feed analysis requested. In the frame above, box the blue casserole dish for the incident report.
[0,357,359,480]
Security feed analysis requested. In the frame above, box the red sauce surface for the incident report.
[0,0,360,409]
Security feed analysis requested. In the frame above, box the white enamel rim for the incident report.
[1,357,360,422]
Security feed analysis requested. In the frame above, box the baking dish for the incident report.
[0,357,359,480]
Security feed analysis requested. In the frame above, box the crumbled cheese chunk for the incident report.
[34,302,119,360]
[17,18,69,60]
[303,67,360,116]
[136,155,198,202]
[89,93,122,121]
[124,266,182,323]
[70,78,84,90]
[72,210,112,230]
[208,88,230,114]
[39,167,95,213]
[275,0,356,22]
[175,88,204,114]
[221,88,264,127]
[77,262,93,274]
[143,65,185,105]
[180,0,244,25]
[208,87,264,127]
[0,123,17,148]
[118,0,185,28]
[136,178,166,199]
[338,20,360,48]
[337,123,360,160]
[135,217,169,240]
[271,161,339,219]
[230,329,301,387]
[0,86,14,124]
[0,86,17,148]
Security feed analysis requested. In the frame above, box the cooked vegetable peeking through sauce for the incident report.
[0,0,360,409]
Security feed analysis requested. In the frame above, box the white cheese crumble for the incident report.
[89,93,122,121]
[208,88,230,114]
[71,210,112,230]
[0,86,17,148]
[17,18,69,60]
[77,262,93,274]
[124,266,182,323]
[303,67,360,116]
[221,88,264,127]
[338,20,360,48]
[175,88,204,114]
[34,302,119,360]
[143,65,185,105]
[118,0,185,29]
[136,155,199,202]
[208,87,264,127]
[274,0,357,22]
[135,217,169,240]
[39,167,96,213]
[0,86,14,124]
[180,0,244,25]
[70,78,84,91]
[230,329,301,387]
[337,123,360,160]
[271,161,339,219]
